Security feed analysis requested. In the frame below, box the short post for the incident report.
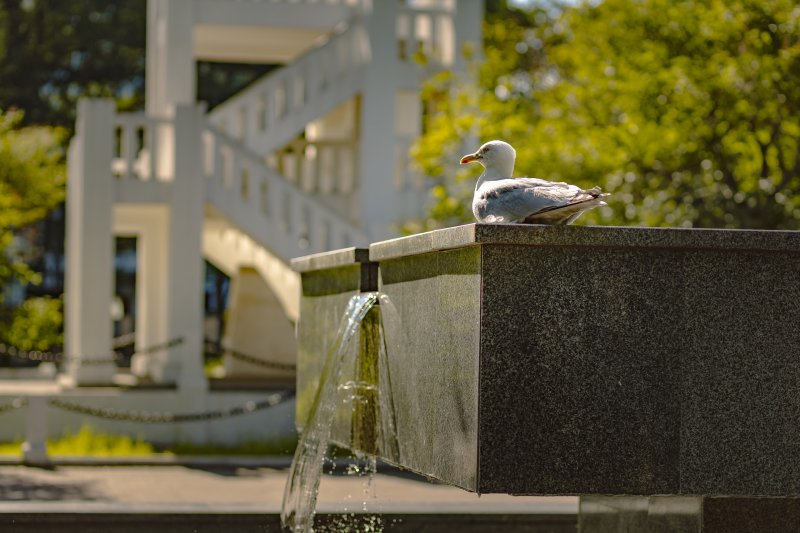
[22,397,50,466]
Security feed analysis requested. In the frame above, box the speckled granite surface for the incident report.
[297,224,800,496]
[369,223,800,262]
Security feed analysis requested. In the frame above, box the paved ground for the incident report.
[0,463,577,516]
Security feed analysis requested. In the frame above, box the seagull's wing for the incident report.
[475,178,589,223]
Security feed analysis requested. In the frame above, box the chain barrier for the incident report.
[203,337,297,371]
[0,336,185,366]
[47,390,294,423]
[226,348,297,371]
[111,332,137,349]
[0,397,27,414]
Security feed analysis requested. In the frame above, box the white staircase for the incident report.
[64,0,482,386]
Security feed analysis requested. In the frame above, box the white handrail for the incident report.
[209,21,369,155]
[396,6,454,66]
[203,122,367,260]
[112,115,173,182]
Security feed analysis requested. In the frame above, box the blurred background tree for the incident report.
[0,0,146,127]
[0,0,273,128]
[0,110,65,352]
[0,0,274,356]
[410,0,800,231]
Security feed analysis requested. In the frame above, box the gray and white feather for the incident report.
[460,140,609,225]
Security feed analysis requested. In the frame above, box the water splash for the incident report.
[281,292,387,532]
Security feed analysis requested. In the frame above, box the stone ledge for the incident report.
[368,223,800,262]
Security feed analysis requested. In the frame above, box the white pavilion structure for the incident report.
[64,0,483,394]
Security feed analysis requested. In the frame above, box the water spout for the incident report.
[281,292,399,532]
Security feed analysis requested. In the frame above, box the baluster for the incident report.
[213,135,224,188]
[257,94,267,133]
[260,178,270,217]
[237,106,247,140]
[274,81,286,121]
[397,13,410,61]
[231,149,242,196]
[124,122,138,180]
[147,121,158,181]
[293,74,301,109]
[240,161,250,202]
[302,144,316,193]
[431,13,440,62]
[222,145,233,189]
[112,124,123,178]
[282,187,293,234]
[320,144,333,194]
[339,144,355,193]
[416,14,430,58]
[299,203,311,250]
[202,131,213,178]
[319,48,329,90]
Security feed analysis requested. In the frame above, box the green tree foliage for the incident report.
[0,110,65,351]
[0,110,65,287]
[411,0,800,231]
[0,0,147,127]
[0,295,63,351]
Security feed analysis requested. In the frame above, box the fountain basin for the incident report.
[295,223,800,496]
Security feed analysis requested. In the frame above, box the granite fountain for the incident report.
[290,223,800,533]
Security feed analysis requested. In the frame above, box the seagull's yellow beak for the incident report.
[460,152,481,165]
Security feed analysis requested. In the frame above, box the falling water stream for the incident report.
[281,292,400,532]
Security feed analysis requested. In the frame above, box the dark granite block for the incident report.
[479,244,682,494]
[679,250,800,495]
[702,497,800,533]
[378,247,481,490]
[296,224,800,496]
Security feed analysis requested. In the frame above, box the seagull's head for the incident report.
[460,140,516,178]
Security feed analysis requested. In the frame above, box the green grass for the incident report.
[162,435,298,456]
[0,425,156,457]
[0,425,298,458]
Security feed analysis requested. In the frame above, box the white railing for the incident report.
[209,21,369,155]
[396,5,455,66]
[107,110,364,260]
[273,138,358,197]
[202,124,366,259]
[112,114,174,182]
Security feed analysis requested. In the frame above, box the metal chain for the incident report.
[203,337,297,371]
[47,390,294,423]
[0,343,63,363]
[111,332,137,349]
[226,348,297,371]
[0,337,184,365]
[0,398,27,414]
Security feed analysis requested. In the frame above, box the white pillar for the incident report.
[63,99,117,386]
[146,0,196,115]
[357,0,398,242]
[149,104,208,392]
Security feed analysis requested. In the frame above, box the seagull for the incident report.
[460,140,609,225]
